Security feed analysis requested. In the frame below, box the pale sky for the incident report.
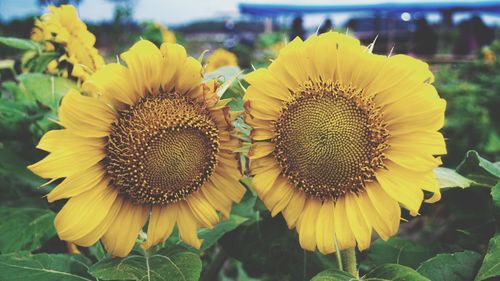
[0,0,497,26]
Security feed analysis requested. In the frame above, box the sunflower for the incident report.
[154,22,177,44]
[244,32,446,254]
[206,48,238,72]
[29,40,245,257]
[31,5,104,81]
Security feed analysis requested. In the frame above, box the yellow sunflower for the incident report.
[206,48,238,72]
[244,32,446,254]
[31,5,104,81]
[154,22,177,44]
[29,40,246,257]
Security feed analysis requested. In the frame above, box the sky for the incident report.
[0,0,498,26]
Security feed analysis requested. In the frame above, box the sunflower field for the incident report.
[0,4,499,281]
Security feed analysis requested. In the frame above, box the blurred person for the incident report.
[471,15,494,47]
[454,15,494,56]
[289,16,305,41]
[413,18,438,56]
[318,18,333,34]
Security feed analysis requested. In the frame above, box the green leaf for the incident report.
[457,150,500,187]
[493,183,500,229]
[18,73,77,112]
[88,247,202,281]
[310,269,357,281]
[0,252,93,281]
[416,251,482,281]
[364,264,430,281]
[204,66,242,82]
[27,52,60,73]
[434,167,473,188]
[199,214,248,251]
[475,234,500,281]
[0,207,56,253]
[364,237,443,270]
[220,216,332,280]
[0,37,41,52]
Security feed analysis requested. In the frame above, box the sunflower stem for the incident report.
[341,248,358,278]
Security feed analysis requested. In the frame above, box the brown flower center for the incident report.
[273,80,389,201]
[105,93,219,205]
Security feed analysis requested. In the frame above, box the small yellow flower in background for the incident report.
[205,48,238,72]
[483,47,496,63]
[31,4,104,81]
[154,21,176,44]
[271,41,285,56]
[29,40,246,257]
[244,32,446,254]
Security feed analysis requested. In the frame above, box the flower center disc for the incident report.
[273,81,388,201]
[106,94,219,205]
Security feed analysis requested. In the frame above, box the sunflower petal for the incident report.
[101,198,150,257]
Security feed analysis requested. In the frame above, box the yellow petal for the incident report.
[375,162,424,214]
[365,182,401,237]
[141,204,178,249]
[175,57,202,94]
[261,176,293,216]
[270,180,295,217]
[345,194,372,251]
[282,190,306,229]
[248,141,275,160]
[297,198,321,251]
[54,178,117,243]
[186,191,219,228]
[386,148,442,172]
[251,166,280,197]
[120,40,162,96]
[334,197,356,250]
[244,68,291,101]
[160,43,187,92]
[358,190,393,241]
[316,200,336,254]
[36,129,104,153]
[73,195,124,247]
[47,164,105,202]
[58,89,115,138]
[210,170,246,203]
[389,131,446,156]
[28,145,104,179]
[177,201,202,249]
[83,63,137,106]
[102,198,150,257]
[201,181,232,219]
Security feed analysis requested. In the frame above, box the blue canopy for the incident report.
[239,1,500,15]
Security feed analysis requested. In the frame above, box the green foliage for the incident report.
[310,269,356,281]
[435,49,500,166]
[0,207,56,254]
[363,237,445,270]
[0,37,41,52]
[416,251,482,281]
[18,73,77,112]
[475,234,500,281]
[364,264,430,281]
[457,150,500,187]
[88,247,202,281]
[0,252,94,281]
[434,167,473,188]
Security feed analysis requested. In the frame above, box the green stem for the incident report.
[335,247,343,271]
[341,248,358,278]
